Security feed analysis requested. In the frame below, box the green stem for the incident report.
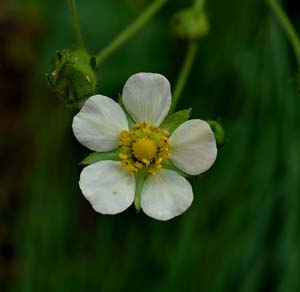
[96,0,168,66]
[267,0,300,68]
[194,0,204,12]
[170,42,198,113]
[68,0,85,48]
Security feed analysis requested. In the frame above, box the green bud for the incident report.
[207,120,226,148]
[47,48,97,108]
[172,8,209,41]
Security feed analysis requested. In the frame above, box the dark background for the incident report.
[1,0,300,291]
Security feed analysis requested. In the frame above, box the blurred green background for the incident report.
[1,0,300,291]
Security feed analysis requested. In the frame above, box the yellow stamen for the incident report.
[117,123,171,175]
[135,162,144,169]
[141,158,150,166]
[156,157,163,164]
[162,129,170,137]
[120,130,130,138]
[161,136,168,143]
[118,153,128,160]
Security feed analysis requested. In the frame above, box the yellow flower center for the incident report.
[118,122,171,175]
[132,138,157,161]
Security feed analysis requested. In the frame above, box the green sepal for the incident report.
[134,171,147,213]
[160,109,191,133]
[162,160,190,178]
[80,148,120,165]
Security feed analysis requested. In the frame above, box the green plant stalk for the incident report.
[68,0,85,48]
[170,42,198,113]
[96,0,168,66]
[267,0,300,68]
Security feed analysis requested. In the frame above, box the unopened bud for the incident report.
[173,8,209,41]
[47,48,97,108]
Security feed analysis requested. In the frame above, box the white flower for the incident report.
[72,73,217,221]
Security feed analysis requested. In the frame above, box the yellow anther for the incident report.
[135,162,144,169]
[147,169,156,175]
[162,129,170,137]
[161,136,168,143]
[156,157,163,165]
[120,130,130,138]
[118,153,128,160]
[129,165,138,173]
[121,160,128,167]
[142,158,150,165]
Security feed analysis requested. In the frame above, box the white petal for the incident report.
[79,161,135,215]
[122,73,171,126]
[72,95,128,152]
[169,119,217,175]
[141,169,193,221]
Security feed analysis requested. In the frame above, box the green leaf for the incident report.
[80,148,120,165]
[160,109,191,133]
[162,160,189,177]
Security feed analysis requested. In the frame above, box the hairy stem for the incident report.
[68,0,85,48]
[170,42,198,113]
[96,0,168,66]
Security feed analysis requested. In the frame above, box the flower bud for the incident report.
[172,8,209,41]
[207,120,226,148]
[47,48,97,108]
